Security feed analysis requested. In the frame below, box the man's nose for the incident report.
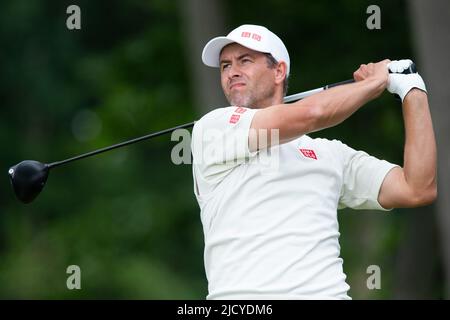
[228,63,242,79]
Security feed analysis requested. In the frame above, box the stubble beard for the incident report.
[226,85,275,109]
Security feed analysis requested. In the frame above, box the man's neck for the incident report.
[250,92,284,109]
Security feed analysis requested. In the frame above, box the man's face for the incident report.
[219,43,277,108]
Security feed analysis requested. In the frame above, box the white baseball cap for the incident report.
[202,24,290,76]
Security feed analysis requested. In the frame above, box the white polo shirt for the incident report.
[191,106,398,300]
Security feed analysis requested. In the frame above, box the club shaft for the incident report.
[48,78,355,169]
[48,121,196,169]
[283,79,354,103]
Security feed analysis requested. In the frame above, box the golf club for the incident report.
[8,63,417,204]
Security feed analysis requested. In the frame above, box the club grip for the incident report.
[389,62,417,74]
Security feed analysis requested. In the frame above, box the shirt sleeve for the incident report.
[335,141,399,211]
[191,106,259,192]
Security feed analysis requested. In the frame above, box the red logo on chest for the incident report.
[229,114,241,124]
[299,148,317,160]
[234,107,247,114]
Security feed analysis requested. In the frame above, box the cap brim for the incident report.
[202,37,235,68]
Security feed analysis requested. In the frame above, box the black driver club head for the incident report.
[8,160,50,204]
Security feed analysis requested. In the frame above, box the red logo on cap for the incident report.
[241,32,261,41]
[234,107,247,114]
[252,33,261,41]
[299,149,317,160]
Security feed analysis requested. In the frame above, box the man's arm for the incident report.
[249,61,389,151]
[378,89,437,208]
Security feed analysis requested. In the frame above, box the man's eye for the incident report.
[242,59,252,64]
[221,64,230,70]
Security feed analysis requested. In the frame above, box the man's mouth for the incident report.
[229,82,246,90]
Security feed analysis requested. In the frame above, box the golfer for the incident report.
[191,24,436,299]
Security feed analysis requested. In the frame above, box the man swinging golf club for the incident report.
[191,24,437,299]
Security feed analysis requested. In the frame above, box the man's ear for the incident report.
[274,61,287,85]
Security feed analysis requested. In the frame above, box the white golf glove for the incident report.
[387,59,427,102]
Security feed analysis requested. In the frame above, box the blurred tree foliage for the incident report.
[0,0,440,299]
[1,0,203,299]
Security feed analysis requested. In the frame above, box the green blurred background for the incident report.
[1,0,449,299]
